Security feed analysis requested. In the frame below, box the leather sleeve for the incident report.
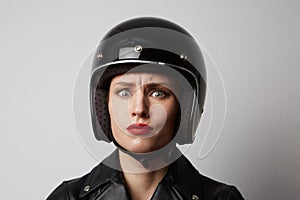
[46,182,69,200]
[226,186,244,200]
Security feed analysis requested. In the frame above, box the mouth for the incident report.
[126,123,153,135]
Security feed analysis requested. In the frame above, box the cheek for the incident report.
[109,97,135,137]
[164,101,179,129]
[148,104,167,129]
[109,98,131,128]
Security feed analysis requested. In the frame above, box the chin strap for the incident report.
[112,137,179,168]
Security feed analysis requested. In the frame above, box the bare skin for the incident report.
[119,151,168,200]
[108,72,179,199]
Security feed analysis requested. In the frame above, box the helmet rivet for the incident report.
[97,53,103,60]
[180,54,187,61]
[134,45,143,53]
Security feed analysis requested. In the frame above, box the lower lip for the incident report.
[127,126,153,135]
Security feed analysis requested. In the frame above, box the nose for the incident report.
[129,90,149,119]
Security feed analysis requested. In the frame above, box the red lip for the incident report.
[126,123,153,135]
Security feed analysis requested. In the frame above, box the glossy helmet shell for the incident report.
[90,17,206,144]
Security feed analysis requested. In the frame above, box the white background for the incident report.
[1,0,299,199]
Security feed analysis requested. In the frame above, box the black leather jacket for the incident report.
[47,150,244,200]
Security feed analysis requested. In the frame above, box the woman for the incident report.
[47,17,244,200]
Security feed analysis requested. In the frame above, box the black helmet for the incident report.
[90,17,206,145]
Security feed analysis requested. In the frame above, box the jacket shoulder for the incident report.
[46,151,120,200]
[200,174,244,200]
[46,174,88,200]
[171,155,244,200]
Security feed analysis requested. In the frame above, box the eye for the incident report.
[117,89,131,97]
[151,90,166,98]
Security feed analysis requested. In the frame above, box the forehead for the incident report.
[111,72,176,85]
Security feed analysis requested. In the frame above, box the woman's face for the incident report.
[108,72,179,153]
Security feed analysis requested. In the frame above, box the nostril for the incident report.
[140,111,148,118]
[131,110,149,118]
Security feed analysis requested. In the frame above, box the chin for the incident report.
[125,141,170,154]
[113,129,172,154]
[123,141,157,154]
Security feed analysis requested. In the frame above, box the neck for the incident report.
[118,150,169,200]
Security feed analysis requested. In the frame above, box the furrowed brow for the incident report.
[113,82,135,87]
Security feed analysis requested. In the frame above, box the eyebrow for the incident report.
[146,83,173,89]
[113,82,174,89]
[113,82,136,87]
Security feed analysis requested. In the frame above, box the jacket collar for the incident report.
[79,150,122,198]
[79,148,202,199]
[166,154,203,199]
